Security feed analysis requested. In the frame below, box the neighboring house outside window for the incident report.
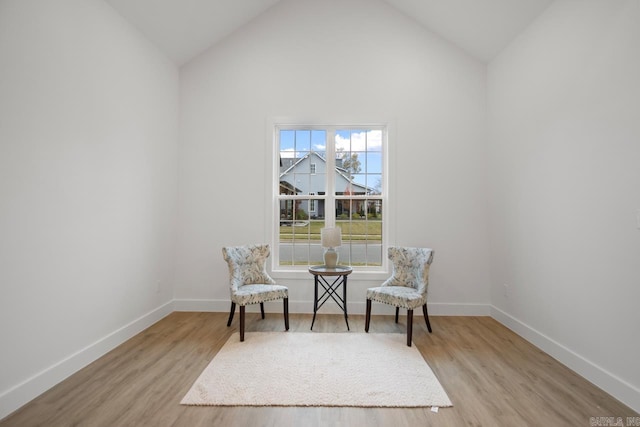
[275,126,385,269]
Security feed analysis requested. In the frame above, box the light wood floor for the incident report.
[1,312,636,426]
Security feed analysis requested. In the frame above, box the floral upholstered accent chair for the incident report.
[222,244,289,342]
[365,247,434,346]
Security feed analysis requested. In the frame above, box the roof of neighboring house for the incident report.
[279,151,373,194]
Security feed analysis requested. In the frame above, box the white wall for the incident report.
[1,0,637,418]
[175,0,491,315]
[0,0,179,417]
[488,0,640,411]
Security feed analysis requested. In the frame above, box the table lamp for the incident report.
[321,227,342,268]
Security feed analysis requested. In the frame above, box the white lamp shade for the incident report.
[321,227,342,248]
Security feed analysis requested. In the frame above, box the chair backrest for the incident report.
[222,244,276,293]
[381,247,434,295]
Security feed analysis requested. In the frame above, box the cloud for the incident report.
[336,130,382,152]
[280,148,296,158]
[280,129,383,156]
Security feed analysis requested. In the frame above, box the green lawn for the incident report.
[279,219,381,242]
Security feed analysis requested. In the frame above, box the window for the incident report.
[309,192,316,214]
[275,125,385,269]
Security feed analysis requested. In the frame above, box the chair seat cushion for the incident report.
[232,284,288,306]
[367,286,426,310]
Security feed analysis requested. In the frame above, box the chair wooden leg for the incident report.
[407,309,413,347]
[260,302,265,319]
[239,305,245,342]
[365,299,371,332]
[227,302,236,327]
[283,298,289,331]
[395,307,399,323]
[422,304,432,333]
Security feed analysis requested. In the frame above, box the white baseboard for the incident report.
[491,305,640,413]
[172,298,492,316]
[0,301,174,421]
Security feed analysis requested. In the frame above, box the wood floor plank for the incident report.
[0,312,636,426]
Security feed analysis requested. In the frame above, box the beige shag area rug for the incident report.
[181,332,452,408]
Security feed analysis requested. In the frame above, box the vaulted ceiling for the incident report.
[105,0,554,66]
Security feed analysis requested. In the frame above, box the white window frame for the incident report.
[266,119,394,277]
